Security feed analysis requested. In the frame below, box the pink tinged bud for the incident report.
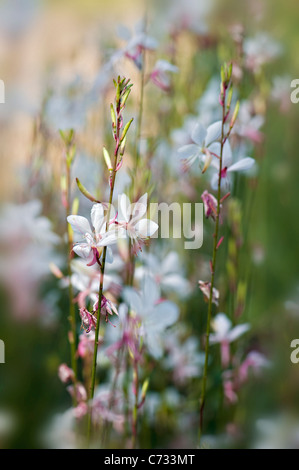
[67,383,87,403]
[58,363,75,383]
[201,190,218,221]
[79,307,97,333]
[49,262,64,279]
[223,378,238,404]
[198,281,219,306]
[61,190,68,209]
[220,340,230,368]
[74,402,88,419]
[216,236,224,250]
[220,192,231,203]
[115,158,123,171]
[230,100,240,129]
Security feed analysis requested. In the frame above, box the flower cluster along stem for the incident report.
[198,66,233,446]
[86,77,133,446]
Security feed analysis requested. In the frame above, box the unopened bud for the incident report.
[103,147,113,171]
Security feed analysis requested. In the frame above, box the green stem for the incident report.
[132,360,139,449]
[87,99,122,446]
[198,98,226,445]
[66,155,78,406]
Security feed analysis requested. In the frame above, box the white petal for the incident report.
[73,243,92,260]
[162,274,191,296]
[227,323,250,342]
[178,144,200,159]
[145,331,163,359]
[91,204,105,234]
[131,194,148,222]
[117,193,131,222]
[228,157,255,173]
[154,59,178,73]
[205,121,222,147]
[116,23,132,41]
[147,300,179,331]
[141,274,160,307]
[105,246,114,264]
[67,215,92,235]
[135,219,158,238]
[212,313,232,339]
[97,230,118,247]
[191,122,207,146]
[161,251,180,274]
[123,287,143,314]
[210,172,219,191]
[208,141,221,157]
[222,140,233,167]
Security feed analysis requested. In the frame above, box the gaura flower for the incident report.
[116,193,158,255]
[67,203,118,266]
[178,120,222,170]
[123,275,179,359]
[117,21,158,70]
[134,250,191,298]
[210,140,255,190]
[210,313,250,368]
[149,60,179,92]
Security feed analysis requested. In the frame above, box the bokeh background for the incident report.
[1,0,299,449]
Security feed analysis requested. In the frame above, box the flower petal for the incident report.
[222,140,233,167]
[73,243,92,260]
[205,120,222,147]
[117,193,131,223]
[67,215,92,236]
[91,204,105,235]
[227,323,250,342]
[191,122,207,146]
[227,157,255,173]
[178,144,200,159]
[135,218,159,238]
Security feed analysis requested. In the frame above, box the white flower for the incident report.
[210,140,255,190]
[232,100,264,143]
[150,60,179,91]
[210,313,250,368]
[117,193,158,254]
[210,313,250,345]
[178,120,222,170]
[117,21,157,70]
[244,33,282,73]
[67,204,118,266]
[135,250,191,298]
[123,276,179,359]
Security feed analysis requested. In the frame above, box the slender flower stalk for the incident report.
[132,359,139,448]
[61,129,78,405]
[198,64,238,445]
[86,77,134,444]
